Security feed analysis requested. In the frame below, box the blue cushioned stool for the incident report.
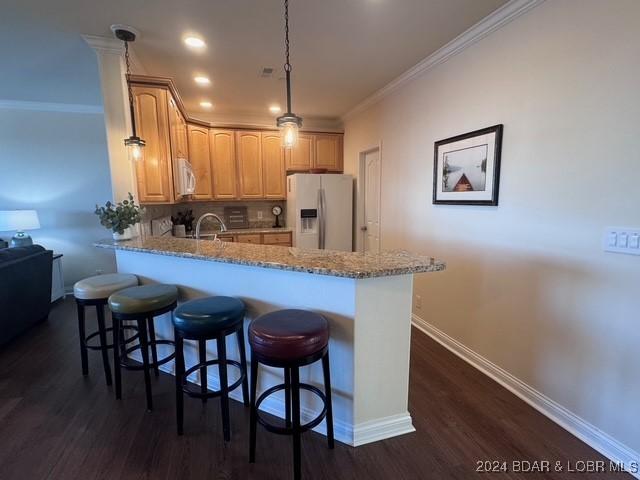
[173,296,249,441]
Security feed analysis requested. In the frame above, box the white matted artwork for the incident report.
[433,125,503,205]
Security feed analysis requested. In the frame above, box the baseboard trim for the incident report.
[411,314,640,479]
[352,413,415,447]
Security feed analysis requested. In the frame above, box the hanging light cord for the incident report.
[124,40,138,137]
[284,0,292,113]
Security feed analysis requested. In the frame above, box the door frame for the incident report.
[357,143,382,253]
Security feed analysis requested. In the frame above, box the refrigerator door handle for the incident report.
[317,188,324,249]
[321,188,327,249]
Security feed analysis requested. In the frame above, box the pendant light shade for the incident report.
[115,28,145,162]
[277,113,302,149]
[276,0,302,148]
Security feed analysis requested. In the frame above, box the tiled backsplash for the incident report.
[142,200,286,231]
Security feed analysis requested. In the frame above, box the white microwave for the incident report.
[176,158,196,196]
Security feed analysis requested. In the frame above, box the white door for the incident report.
[362,149,381,253]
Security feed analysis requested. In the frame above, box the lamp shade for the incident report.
[0,210,41,232]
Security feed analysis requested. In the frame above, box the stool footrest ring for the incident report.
[255,383,328,435]
[84,328,115,350]
[120,340,175,371]
[182,359,246,399]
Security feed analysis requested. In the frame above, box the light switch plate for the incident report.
[603,227,640,256]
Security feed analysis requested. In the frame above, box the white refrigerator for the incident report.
[286,174,353,251]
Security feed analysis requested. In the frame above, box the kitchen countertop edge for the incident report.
[95,237,445,279]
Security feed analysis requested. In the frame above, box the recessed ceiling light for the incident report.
[184,36,206,49]
[194,76,211,86]
[200,101,213,109]
[269,105,281,114]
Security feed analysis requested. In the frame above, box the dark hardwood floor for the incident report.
[0,298,628,479]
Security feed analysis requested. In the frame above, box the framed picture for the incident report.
[433,124,503,206]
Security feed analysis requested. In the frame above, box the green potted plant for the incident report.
[95,193,144,241]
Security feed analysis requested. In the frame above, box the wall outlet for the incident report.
[415,295,422,309]
[603,227,640,256]
[95,269,103,275]
[257,211,263,220]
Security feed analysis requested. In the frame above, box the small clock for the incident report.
[271,205,283,228]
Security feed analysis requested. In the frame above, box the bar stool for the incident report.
[173,296,249,441]
[109,284,178,411]
[248,309,334,480]
[73,273,138,385]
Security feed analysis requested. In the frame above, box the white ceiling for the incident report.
[2,0,507,123]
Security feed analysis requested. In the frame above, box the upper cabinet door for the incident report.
[167,96,188,159]
[261,133,286,199]
[236,131,264,199]
[132,86,174,203]
[187,125,213,200]
[210,129,238,199]
[285,134,314,171]
[314,134,343,172]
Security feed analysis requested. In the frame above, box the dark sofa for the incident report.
[0,245,52,345]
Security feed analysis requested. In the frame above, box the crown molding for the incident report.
[342,0,545,121]
[82,34,147,74]
[0,99,103,114]
[129,74,343,132]
[82,34,123,55]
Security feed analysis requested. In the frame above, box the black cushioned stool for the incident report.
[248,309,334,480]
[73,273,139,386]
[173,296,249,441]
[109,284,178,411]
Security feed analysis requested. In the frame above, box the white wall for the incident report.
[0,107,116,287]
[344,0,640,454]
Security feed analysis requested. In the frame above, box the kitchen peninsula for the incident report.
[95,236,445,446]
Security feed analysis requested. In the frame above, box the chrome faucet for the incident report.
[194,213,228,239]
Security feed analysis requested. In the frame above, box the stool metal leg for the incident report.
[291,366,302,480]
[175,331,184,435]
[147,316,159,378]
[198,339,207,404]
[236,327,250,407]
[77,302,88,376]
[95,304,112,386]
[112,314,122,400]
[217,336,231,441]
[137,318,153,412]
[249,358,258,463]
[284,367,292,428]
[322,351,335,449]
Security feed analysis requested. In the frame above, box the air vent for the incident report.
[260,67,275,78]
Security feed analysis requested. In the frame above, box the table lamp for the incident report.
[0,210,41,247]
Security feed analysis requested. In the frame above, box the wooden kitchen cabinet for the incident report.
[187,125,212,199]
[209,129,238,199]
[236,131,264,199]
[132,86,174,203]
[235,233,262,244]
[261,133,286,199]
[262,232,292,246]
[168,96,188,159]
[285,134,315,171]
[314,134,343,172]
[168,95,189,201]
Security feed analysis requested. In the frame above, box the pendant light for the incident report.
[276,0,303,148]
[115,28,145,161]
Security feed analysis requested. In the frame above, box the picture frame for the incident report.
[433,124,503,206]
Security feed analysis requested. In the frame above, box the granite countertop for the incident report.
[95,236,445,279]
